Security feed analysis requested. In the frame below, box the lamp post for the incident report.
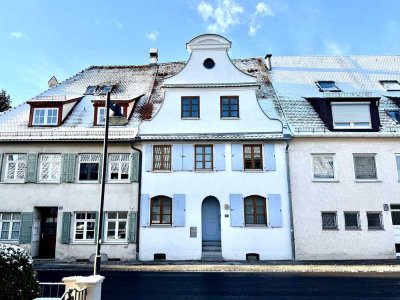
[93,91,128,275]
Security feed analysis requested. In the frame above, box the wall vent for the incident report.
[154,253,166,260]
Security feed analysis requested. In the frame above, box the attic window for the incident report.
[387,110,400,123]
[316,81,341,92]
[84,86,98,95]
[380,80,400,91]
[97,85,113,95]
[32,108,59,126]
[331,102,371,129]
[203,58,215,69]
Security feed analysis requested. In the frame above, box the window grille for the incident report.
[354,155,377,179]
[39,154,62,181]
[6,154,27,181]
[312,155,334,179]
[322,212,337,229]
[153,146,171,171]
[79,154,100,181]
[109,154,130,180]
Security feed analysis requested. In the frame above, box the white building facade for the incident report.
[138,34,293,261]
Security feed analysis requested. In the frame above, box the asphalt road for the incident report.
[36,270,400,299]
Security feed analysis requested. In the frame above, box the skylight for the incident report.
[386,110,400,123]
[97,85,114,95]
[380,80,400,91]
[84,85,98,95]
[316,81,341,92]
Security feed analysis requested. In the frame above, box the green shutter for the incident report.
[19,212,33,244]
[61,154,76,183]
[94,211,99,242]
[130,152,139,182]
[98,155,103,182]
[0,153,3,182]
[25,153,38,183]
[61,212,72,244]
[128,211,138,243]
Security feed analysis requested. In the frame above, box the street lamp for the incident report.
[93,90,128,275]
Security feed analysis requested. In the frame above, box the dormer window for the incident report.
[32,108,58,126]
[316,81,341,92]
[380,80,400,91]
[331,102,371,129]
[84,86,98,95]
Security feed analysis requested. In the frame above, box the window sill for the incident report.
[1,181,26,184]
[194,170,214,173]
[149,224,173,228]
[354,179,381,183]
[152,170,172,173]
[181,117,200,120]
[38,181,61,184]
[322,228,339,231]
[102,241,128,245]
[71,241,96,245]
[312,179,339,182]
[77,181,100,184]
[243,170,264,173]
[245,224,268,228]
[107,180,131,184]
[220,117,240,120]
[0,240,19,243]
[345,228,362,231]
[368,228,385,231]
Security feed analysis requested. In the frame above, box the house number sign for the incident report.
[190,227,197,238]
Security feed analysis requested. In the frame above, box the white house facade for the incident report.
[268,55,400,260]
[137,34,293,261]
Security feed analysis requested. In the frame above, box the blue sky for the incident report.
[1,0,400,105]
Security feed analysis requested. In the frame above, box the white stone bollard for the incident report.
[62,275,105,300]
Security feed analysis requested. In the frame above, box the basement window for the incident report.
[316,81,341,92]
[380,80,400,91]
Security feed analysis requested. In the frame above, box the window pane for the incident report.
[246,215,254,224]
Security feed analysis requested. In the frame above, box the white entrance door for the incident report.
[202,197,221,241]
[390,205,400,256]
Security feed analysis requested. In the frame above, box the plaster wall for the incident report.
[139,142,292,261]
[289,138,400,260]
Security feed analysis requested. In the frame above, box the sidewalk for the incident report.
[33,259,400,273]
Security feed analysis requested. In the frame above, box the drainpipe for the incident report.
[130,142,142,259]
[285,136,296,260]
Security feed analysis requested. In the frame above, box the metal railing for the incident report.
[38,282,87,299]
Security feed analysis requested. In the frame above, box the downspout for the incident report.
[130,142,142,259]
[285,136,296,260]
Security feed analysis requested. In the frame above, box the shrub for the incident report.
[0,243,40,300]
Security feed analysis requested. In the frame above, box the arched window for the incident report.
[151,196,172,225]
[244,195,267,225]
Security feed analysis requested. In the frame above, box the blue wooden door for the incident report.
[202,197,221,241]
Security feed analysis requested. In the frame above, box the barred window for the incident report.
[151,196,172,225]
[0,213,21,240]
[78,154,100,181]
[5,154,27,182]
[367,212,383,229]
[244,195,267,225]
[39,154,62,182]
[354,155,377,180]
[321,212,337,230]
[344,212,360,229]
[312,154,335,180]
[105,212,128,241]
[244,145,263,170]
[153,146,171,171]
[109,154,130,180]
[74,212,96,240]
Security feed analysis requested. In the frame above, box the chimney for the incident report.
[265,54,272,71]
[48,76,58,88]
[149,48,158,66]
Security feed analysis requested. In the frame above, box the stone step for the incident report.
[201,256,223,262]
[201,251,223,257]
[202,241,221,246]
[202,245,221,252]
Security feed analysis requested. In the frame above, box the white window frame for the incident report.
[331,102,371,129]
[311,153,337,181]
[353,153,378,181]
[0,213,21,241]
[38,154,62,182]
[32,108,59,126]
[78,154,101,182]
[73,212,96,242]
[108,154,130,181]
[5,154,27,182]
[104,212,128,242]
[97,107,106,125]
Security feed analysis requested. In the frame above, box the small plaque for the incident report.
[383,204,389,211]
[190,227,197,238]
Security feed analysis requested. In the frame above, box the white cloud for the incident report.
[324,40,349,55]
[146,31,159,41]
[10,31,27,39]
[197,0,244,33]
[115,20,124,30]
[249,2,274,36]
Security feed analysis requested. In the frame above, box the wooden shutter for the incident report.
[140,194,150,227]
[128,211,138,243]
[182,144,194,171]
[396,156,400,179]
[231,144,243,171]
[230,194,244,227]
[268,194,283,228]
[19,212,33,244]
[61,212,72,244]
[130,152,140,182]
[61,154,76,183]
[145,145,152,171]
[0,153,3,182]
[214,144,226,171]
[172,144,183,171]
[25,153,38,183]
[264,144,276,171]
[172,194,185,227]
